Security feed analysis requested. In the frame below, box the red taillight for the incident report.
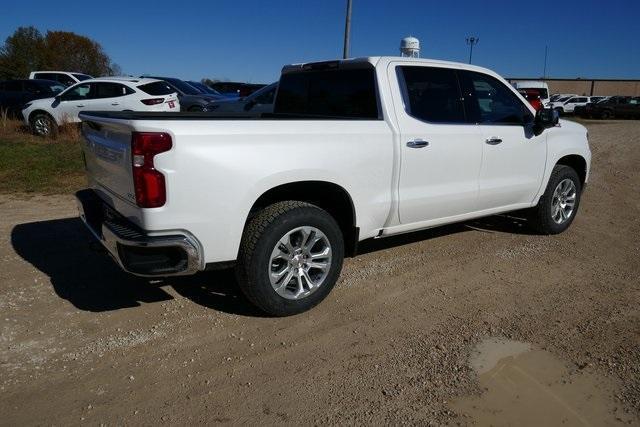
[131,132,172,208]
[141,98,165,105]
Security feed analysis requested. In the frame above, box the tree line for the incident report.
[0,26,121,80]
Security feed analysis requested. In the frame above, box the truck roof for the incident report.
[282,56,501,79]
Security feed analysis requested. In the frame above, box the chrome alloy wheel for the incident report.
[551,178,577,224]
[34,116,51,135]
[269,226,332,300]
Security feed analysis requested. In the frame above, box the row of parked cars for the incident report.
[0,70,277,136]
[547,94,640,119]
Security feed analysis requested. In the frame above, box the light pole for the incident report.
[343,0,352,59]
[543,45,548,79]
[466,37,479,64]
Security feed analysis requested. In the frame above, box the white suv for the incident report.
[556,96,591,114]
[22,77,180,136]
[29,71,93,87]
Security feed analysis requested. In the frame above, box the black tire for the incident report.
[528,165,582,235]
[30,112,58,137]
[236,201,345,316]
[600,110,612,120]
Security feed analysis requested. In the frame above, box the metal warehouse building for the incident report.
[508,78,640,96]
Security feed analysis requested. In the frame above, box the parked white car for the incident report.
[22,77,180,136]
[556,96,591,114]
[29,71,93,87]
[547,94,578,109]
[76,56,590,316]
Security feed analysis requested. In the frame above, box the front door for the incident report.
[458,70,547,210]
[56,83,102,123]
[389,63,482,224]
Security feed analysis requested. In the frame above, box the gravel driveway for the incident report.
[1,120,639,425]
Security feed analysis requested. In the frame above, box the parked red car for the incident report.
[519,89,543,111]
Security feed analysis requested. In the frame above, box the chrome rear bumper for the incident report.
[76,189,203,277]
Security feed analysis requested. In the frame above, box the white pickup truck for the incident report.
[76,56,591,316]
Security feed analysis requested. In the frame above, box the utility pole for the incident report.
[343,0,352,59]
[466,37,479,64]
[543,45,548,79]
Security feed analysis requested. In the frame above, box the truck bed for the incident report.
[79,111,378,121]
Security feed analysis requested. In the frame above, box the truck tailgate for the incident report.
[81,120,136,205]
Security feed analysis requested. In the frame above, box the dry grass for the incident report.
[0,118,85,194]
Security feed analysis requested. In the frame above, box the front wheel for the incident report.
[528,165,582,234]
[30,112,58,137]
[236,201,345,316]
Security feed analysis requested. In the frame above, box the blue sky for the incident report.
[2,0,638,83]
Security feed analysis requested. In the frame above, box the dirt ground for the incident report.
[1,120,639,425]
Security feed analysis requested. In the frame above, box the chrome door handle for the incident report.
[485,137,502,145]
[407,139,429,148]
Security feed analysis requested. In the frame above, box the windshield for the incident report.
[558,96,571,103]
[45,82,66,93]
[72,73,93,81]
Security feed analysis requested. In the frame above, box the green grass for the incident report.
[0,121,86,194]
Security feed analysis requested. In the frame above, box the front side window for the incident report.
[61,83,93,101]
[398,66,465,123]
[460,71,532,125]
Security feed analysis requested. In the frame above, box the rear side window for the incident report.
[94,83,132,98]
[459,71,532,125]
[138,81,175,96]
[398,66,465,123]
[275,68,379,119]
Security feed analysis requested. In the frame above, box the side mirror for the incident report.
[533,108,559,135]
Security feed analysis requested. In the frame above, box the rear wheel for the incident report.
[600,109,613,120]
[236,201,344,316]
[528,165,582,234]
[30,112,58,137]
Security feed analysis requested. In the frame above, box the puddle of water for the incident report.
[452,337,631,426]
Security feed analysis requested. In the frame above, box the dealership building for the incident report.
[507,78,640,96]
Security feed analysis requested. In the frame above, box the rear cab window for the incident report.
[138,81,177,96]
[274,64,380,119]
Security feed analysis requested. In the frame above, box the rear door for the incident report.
[389,63,482,224]
[458,70,546,210]
[91,82,133,110]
